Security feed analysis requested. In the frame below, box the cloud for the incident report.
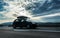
[0,0,60,23]
[0,0,8,11]
[0,0,33,23]
[29,13,60,22]
[25,0,60,16]
[39,13,60,18]
[0,19,14,24]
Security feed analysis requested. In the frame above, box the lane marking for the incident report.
[13,29,60,32]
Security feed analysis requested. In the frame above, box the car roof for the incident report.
[17,16,28,18]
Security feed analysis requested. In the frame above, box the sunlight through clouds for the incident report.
[0,0,60,23]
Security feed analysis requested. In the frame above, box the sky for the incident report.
[0,0,60,23]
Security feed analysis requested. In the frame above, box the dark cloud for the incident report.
[24,0,60,22]
[0,0,9,11]
[0,0,9,20]
[42,16,60,22]
[25,0,60,16]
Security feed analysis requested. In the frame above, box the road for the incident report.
[0,30,60,38]
[0,27,60,38]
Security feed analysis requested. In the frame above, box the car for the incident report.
[12,16,37,29]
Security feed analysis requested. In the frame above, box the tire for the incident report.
[13,27,16,29]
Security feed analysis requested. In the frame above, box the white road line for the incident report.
[13,29,60,32]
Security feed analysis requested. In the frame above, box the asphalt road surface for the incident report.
[0,29,60,38]
[0,27,60,38]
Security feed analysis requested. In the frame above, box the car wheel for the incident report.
[13,27,16,29]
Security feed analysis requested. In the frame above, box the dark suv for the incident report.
[12,16,37,29]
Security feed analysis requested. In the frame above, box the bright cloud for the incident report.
[0,0,60,23]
